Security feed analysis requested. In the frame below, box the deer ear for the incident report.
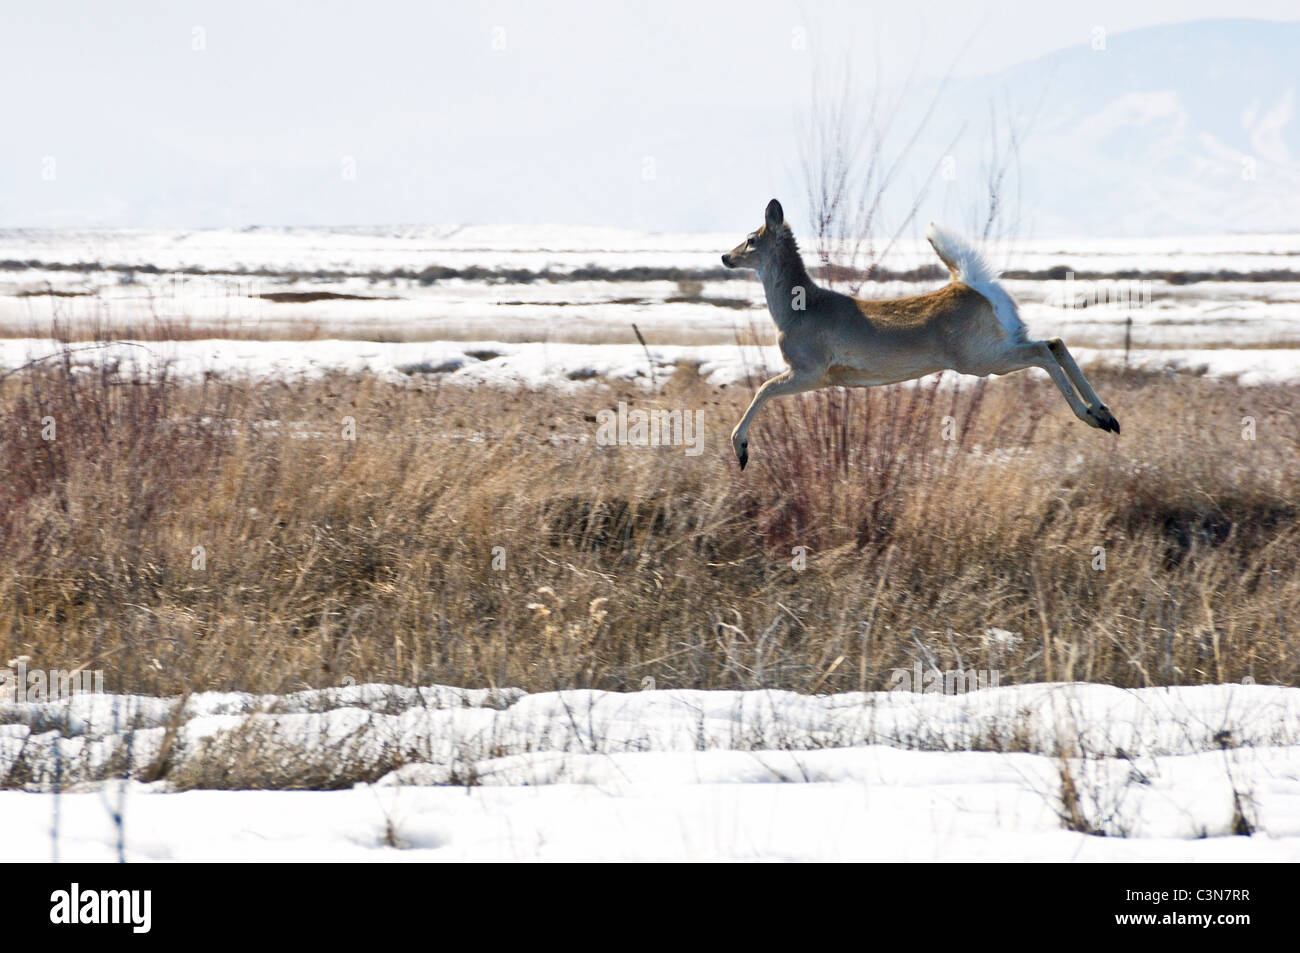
[765,199,784,230]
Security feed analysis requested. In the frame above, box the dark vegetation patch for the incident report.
[665,295,753,309]
[256,291,401,303]
[6,257,1300,286]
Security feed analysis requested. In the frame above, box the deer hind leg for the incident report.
[731,368,820,469]
[1044,338,1119,433]
[991,340,1119,434]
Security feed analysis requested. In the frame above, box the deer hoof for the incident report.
[1090,405,1120,434]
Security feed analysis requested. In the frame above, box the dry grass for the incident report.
[1,346,1297,698]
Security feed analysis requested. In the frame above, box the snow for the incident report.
[2,225,1296,860]
[2,682,1298,861]
[2,336,1296,391]
[3,225,1299,275]
[3,227,1298,355]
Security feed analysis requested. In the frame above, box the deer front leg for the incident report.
[731,369,819,469]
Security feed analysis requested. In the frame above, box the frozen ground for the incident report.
[2,682,1298,861]
[4,225,1300,275]
[2,228,1296,862]
[3,336,1298,390]
[2,226,1298,349]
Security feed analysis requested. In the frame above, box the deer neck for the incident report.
[757,238,814,332]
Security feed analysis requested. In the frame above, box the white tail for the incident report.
[925,222,1025,340]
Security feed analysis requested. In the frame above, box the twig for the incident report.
[631,323,656,388]
[0,340,155,381]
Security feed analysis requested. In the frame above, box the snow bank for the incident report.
[2,682,1299,860]
[3,337,1297,391]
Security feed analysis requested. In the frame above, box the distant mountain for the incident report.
[923,19,1300,236]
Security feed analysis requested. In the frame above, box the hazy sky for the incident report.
[3,0,1298,230]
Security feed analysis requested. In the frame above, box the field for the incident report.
[2,227,1298,860]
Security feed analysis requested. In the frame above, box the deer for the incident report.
[721,199,1120,469]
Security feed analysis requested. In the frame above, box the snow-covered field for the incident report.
[2,227,1297,862]
[3,337,1298,390]
[0,229,1297,387]
[2,682,1297,861]
[2,226,1299,353]
[4,225,1300,275]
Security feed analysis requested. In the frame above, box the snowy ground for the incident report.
[2,682,1298,861]
[3,336,1298,390]
[4,224,1299,276]
[2,226,1298,350]
[3,228,1297,861]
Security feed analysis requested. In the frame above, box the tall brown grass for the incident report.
[1,346,1296,697]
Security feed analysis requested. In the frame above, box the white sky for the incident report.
[2,0,1298,230]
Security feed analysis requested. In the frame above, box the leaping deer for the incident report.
[721,199,1120,469]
